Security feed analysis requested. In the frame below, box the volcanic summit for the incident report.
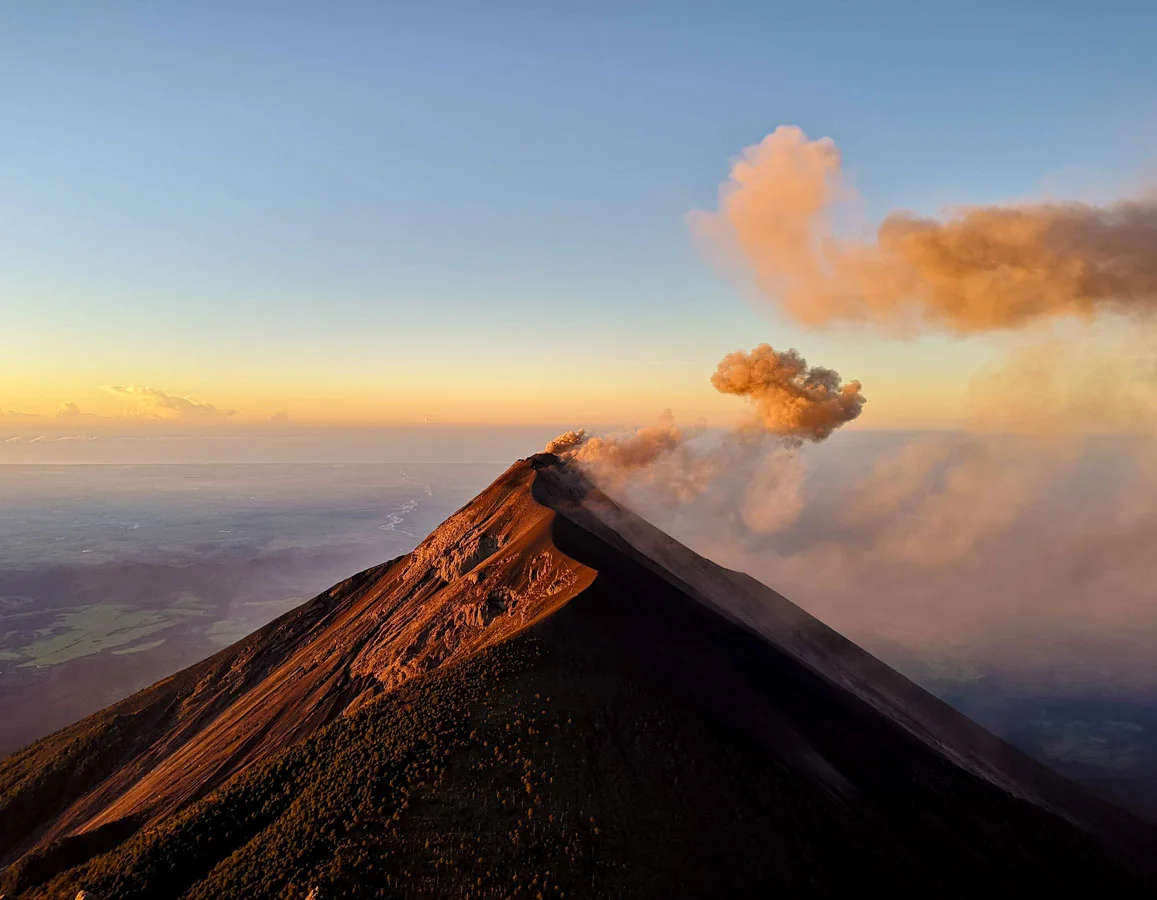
[1,454,1154,898]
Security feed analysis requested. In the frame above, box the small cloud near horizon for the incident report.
[3,387,245,433]
[2,434,99,444]
[103,385,237,422]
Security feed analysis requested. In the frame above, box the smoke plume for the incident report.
[546,413,713,501]
[693,125,1157,333]
[543,127,1157,707]
[546,345,862,502]
[544,430,587,455]
[712,344,865,443]
[568,412,684,470]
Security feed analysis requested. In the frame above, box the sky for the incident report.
[2,1,1155,440]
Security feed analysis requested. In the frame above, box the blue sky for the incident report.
[1,1,1153,427]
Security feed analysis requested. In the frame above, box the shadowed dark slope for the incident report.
[530,455,1157,863]
[2,455,1155,898]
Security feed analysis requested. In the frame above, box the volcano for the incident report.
[1,454,1154,898]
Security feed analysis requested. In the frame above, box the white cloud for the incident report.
[103,385,237,421]
[1,434,99,444]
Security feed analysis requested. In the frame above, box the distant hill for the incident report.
[2,454,1154,898]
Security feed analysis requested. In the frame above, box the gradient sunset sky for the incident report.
[2,1,1154,431]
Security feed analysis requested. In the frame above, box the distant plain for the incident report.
[0,462,500,753]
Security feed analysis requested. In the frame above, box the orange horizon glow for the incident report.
[2,377,972,433]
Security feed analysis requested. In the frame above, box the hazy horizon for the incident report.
[0,423,970,465]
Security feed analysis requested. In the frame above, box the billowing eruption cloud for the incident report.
[546,345,862,498]
[693,125,1157,333]
[711,344,864,443]
[542,131,1157,792]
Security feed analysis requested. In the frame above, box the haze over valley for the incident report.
[0,459,503,753]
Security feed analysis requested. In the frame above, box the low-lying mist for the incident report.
[597,429,1157,695]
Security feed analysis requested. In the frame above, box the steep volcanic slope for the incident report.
[531,457,1156,862]
[2,454,1156,898]
[0,461,592,883]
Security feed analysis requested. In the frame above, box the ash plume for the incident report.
[545,126,1157,706]
[546,413,708,500]
[544,430,587,455]
[711,344,865,443]
[569,412,684,470]
[693,125,1157,334]
[545,344,862,502]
